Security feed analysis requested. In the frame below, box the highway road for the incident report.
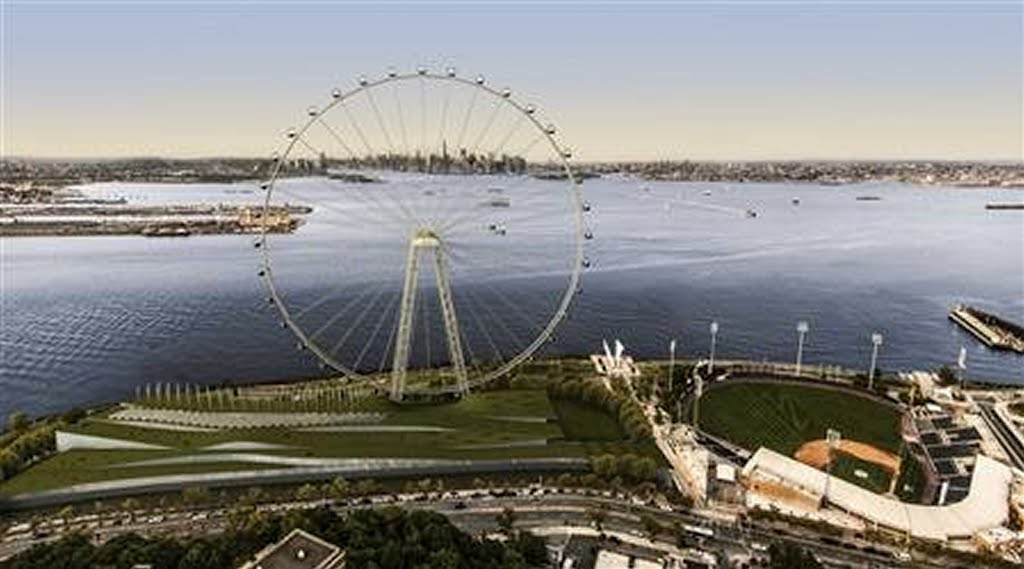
[0,487,949,568]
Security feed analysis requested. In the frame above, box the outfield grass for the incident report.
[697,382,903,456]
[830,453,892,494]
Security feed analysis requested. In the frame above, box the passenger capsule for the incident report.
[500,87,512,98]
[475,75,485,85]
[446,66,457,77]
[524,104,536,115]
[562,148,572,159]
[286,128,297,139]
[279,321,287,329]
[582,202,592,212]
[584,230,593,240]
[260,182,270,190]
[358,76,369,86]
[387,68,397,78]
[582,258,591,269]
[417,65,427,75]
[257,269,266,277]
[253,240,262,249]
[296,342,305,351]
[307,106,319,117]
[331,88,342,99]
[266,296,274,304]
[545,124,557,135]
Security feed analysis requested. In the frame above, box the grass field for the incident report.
[698,382,903,456]
[1,388,659,496]
[830,453,892,494]
[552,399,624,441]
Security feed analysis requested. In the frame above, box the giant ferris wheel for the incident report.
[256,67,591,401]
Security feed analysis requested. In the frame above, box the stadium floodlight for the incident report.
[708,321,719,375]
[795,320,809,376]
[668,339,677,396]
[868,332,884,390]
[693,373,704,428]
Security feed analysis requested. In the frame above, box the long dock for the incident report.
[949,305,1024,354]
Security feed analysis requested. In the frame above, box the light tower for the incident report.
[390,227,468,401]
[692,372,704,429]
[708,320,719,376]
[795,320,809,376]
[668,339,677,396]
[868,332,883,390]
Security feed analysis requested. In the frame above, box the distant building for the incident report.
[238,528,346,569]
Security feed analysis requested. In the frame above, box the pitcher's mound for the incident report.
[794,439,900,474]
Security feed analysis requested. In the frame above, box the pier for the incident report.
[949,305,1024,354]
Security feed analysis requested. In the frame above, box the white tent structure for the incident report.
[742,448,1014,541]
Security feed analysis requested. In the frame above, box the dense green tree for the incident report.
[496,506,517,536]
[4,506,553,569]
[7,412,29,434]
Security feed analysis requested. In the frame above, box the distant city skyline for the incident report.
[2,0,1021,161]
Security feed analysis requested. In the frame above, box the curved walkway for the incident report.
[0,458,589,511]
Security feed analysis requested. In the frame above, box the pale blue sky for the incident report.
[2,1,1021,160]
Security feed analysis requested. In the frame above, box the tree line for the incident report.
[1,506,549,569]
[0,412,69,482]
[546,377,653,440]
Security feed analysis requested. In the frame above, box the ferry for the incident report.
[141,224,191,237]
[949,304,1024,354]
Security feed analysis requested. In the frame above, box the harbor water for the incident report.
[2,176,1022,419]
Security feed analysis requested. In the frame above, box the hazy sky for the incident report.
[2,0,1021,161]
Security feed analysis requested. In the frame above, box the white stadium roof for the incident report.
[742,447,1013,541]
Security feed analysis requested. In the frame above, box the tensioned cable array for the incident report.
[256,69,590,399]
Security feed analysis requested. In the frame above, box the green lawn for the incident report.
[552,399,624,441]
[1,387,661,496]
[697,382,903,456]
[0,451,280,496]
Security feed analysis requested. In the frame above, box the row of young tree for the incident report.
[3,506,548,569]
[0,412,60,482]
[589,453,658,483]
[546,378,653,440]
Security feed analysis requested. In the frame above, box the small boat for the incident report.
[482,196,510,208]
[703,190,712,196]
[791,197,801,205]
[855,195,882,201]
[745,209,758,218]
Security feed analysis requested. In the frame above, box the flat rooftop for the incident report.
[240,529,345,569]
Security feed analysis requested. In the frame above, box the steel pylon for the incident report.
[390,228,469,401]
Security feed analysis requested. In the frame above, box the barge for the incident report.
[949,304,1024,354]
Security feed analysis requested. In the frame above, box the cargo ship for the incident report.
[949,304,1024,354]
